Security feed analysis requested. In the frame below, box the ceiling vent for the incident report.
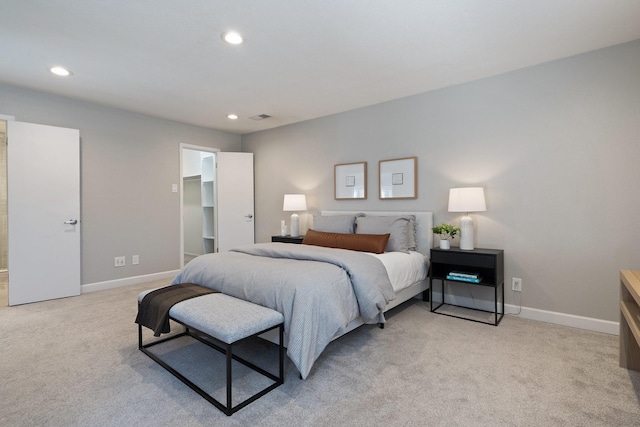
[249,114,272,121]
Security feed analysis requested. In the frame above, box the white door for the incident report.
[7,121,81,305]
[216,152,254,252]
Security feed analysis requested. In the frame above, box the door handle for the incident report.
[245,214,253,219]
[64,219,78,225]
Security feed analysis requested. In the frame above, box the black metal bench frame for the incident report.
[138,316,284,416]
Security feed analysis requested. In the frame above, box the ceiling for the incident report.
[1,1,640,135]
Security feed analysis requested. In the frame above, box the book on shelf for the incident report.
[446,274,482,283]
[448,271,481,279]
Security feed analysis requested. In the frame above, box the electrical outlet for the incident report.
[114,256,126,267]
[512,277,522,292]
[132,255,139,265]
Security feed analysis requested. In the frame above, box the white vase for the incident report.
[440,240,450,250]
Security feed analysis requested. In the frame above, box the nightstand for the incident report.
[271,235,305,244]
[429,247,504,326]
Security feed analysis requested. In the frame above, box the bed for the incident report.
[170,211,433,379]
[318,211,432,320]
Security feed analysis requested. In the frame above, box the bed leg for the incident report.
[422,290,430,302]
[379,323,384,329]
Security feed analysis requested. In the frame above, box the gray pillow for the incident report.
[355,215,416,252]
[312,214,360,234]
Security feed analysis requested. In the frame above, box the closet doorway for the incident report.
[181,145,218,266]
[179,144,255,268]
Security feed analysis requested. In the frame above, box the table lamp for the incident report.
[283,194,307,237]
[448,187,486,250]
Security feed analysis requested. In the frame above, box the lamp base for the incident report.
[290,213,300,237]
[459,215,474,250]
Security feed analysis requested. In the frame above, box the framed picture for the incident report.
[335,162,367,200]
[379,156,417,199]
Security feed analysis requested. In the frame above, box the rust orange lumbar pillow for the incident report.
[302,229,390,254]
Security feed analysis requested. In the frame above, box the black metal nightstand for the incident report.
[271,235,305,244]
[429,247,504,326]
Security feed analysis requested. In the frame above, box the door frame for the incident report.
[0,116,11,269]
[0,116,12,306]
[179,143,219,269]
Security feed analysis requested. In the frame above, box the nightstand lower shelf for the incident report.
[430,278,504,326]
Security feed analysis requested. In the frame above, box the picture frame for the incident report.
[334,162,367,200]
[379,156,417,199]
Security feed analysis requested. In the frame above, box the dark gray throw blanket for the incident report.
[135,283,218,336]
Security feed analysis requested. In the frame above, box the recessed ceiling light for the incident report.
[227,114,239,120]
[221,31,243,45]
[50,66,72,77]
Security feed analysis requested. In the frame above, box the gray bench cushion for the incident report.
[169,293,284,344]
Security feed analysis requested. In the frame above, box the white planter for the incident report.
[439,240,451,250]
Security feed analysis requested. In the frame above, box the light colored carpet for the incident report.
[1,280,639,426]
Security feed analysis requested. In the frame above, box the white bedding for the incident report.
[369,251,429,292]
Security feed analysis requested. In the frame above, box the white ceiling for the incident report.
[1,1,640,135]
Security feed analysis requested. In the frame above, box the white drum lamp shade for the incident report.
[448,187,486,250]
[283,194,307,237]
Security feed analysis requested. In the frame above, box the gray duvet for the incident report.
[171,242,395,378]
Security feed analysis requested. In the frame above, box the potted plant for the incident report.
[432,224,460,249]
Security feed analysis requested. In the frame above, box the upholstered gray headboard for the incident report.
[320,211,434,256]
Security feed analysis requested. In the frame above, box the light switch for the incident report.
[171,184,178,193]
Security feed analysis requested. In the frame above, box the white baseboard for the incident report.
[505,304,619,335]
[431,291,619,336]
[82,270,180,293]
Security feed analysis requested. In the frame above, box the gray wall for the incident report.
[0,82,241,284]
[242,39,640,322]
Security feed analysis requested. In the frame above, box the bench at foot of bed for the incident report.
[137,292,285,416]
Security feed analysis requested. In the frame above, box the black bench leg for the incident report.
[226,343,232,416]
[279,325,284,382]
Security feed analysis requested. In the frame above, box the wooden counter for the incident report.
[620,270,640,370]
